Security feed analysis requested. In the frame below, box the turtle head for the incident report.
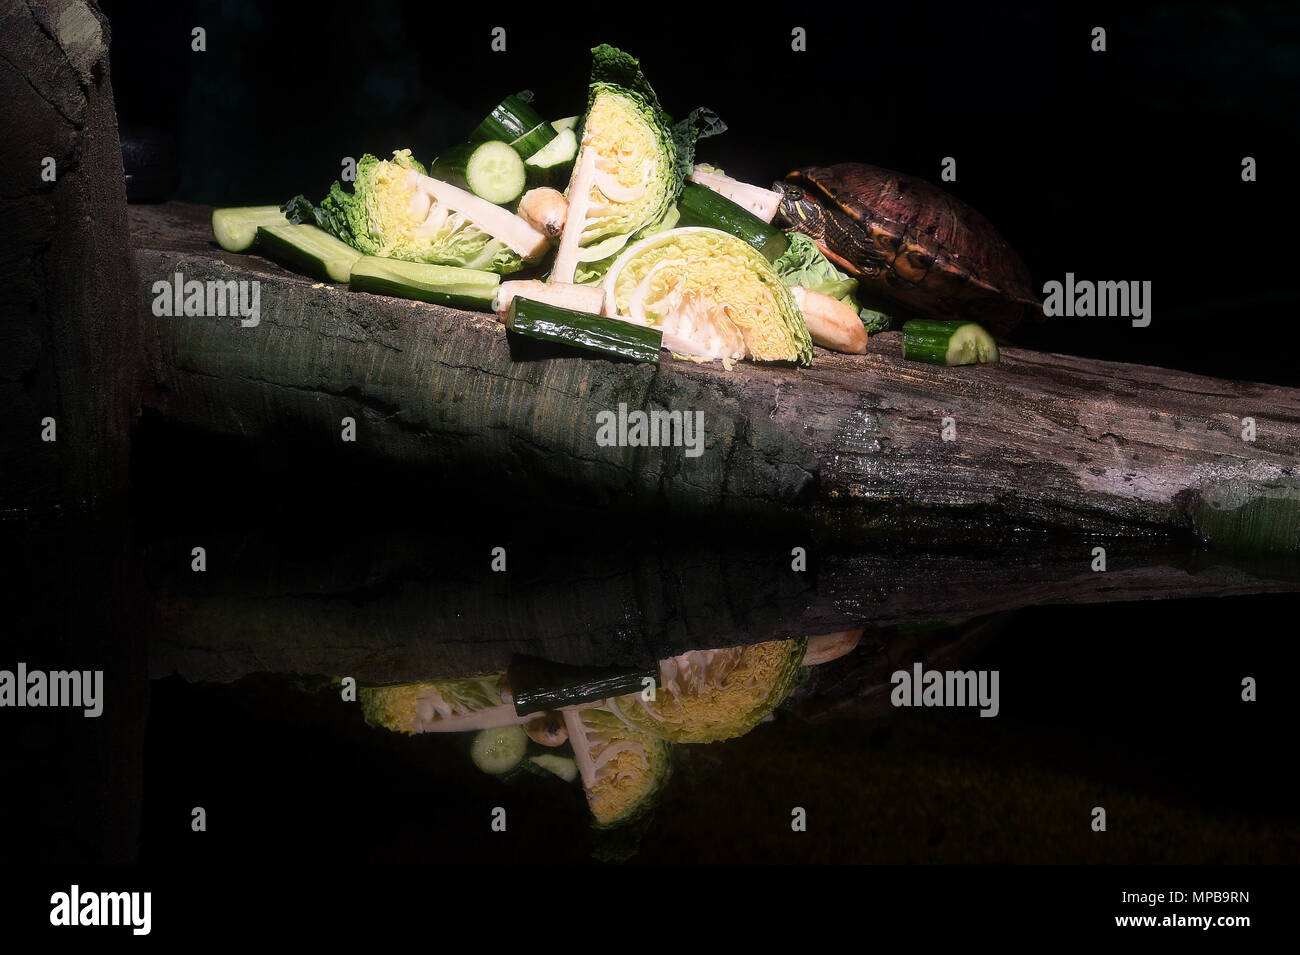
[772,181,827,240]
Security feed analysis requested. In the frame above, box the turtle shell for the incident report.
[781,163,1039,336]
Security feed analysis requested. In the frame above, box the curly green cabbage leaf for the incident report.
[360,675,525,735]
[603,227,813,365]
[605,638,808,743]
[551,44,724,285]
[284,149,529,274]
[564,707,672,829]
[773,232,893,334]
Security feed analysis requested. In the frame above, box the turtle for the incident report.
[774,163,1040,337]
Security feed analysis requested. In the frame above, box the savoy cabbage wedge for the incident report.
[551,45,725,286]
[603,227,814,365]
[284,149,545,275]
[564,707,672,829]
[360,676,528,734]
[605,639,808,743]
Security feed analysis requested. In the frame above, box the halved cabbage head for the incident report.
[313,150,540,274]
[552,84,678,284]
[603,227,814,365]
[605,638,808,743]
[565,707,672,829]
[360,675,525,735]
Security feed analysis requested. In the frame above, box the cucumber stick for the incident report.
[902,319,1000,365]
[508,654,657,716]
[256,223,361,283]
[507,297,662,363]
[676,182,789,263]
[430,141,526,205]
[212,206,289,253]
[529,755,578,783]
[349,256,499,310]
[470,725,528,775]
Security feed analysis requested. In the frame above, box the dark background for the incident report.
[102,0,1300,383]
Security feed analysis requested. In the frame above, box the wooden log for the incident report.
[132,203,1300,551]
[2,0,140,514]
[0,0,146,865]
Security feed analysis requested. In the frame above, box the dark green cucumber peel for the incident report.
[472,92,557,156]
[348,256,499,310]
[676,182,789,263]
[902,319,1000,366]
[508,654,658,717]
[506,297,662,363]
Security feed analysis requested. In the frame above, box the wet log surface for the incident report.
[131,203,1300,552]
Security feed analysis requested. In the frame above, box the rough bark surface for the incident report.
[132,203,1300,550]
[1,0,140,514]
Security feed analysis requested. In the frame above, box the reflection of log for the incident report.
[148,528,1300,683]
[787,616,1009,722]
[131,204,1300,551]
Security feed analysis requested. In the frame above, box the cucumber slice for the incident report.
[349,256,499,311]
[212,206,288,253]
[524,128,578,188]
[431,141,527,205]
[550,115,579,133]
[902,319,1000,365]
[529,754,578,783]
[256,223,361,283]
[508,123,558,161]
[465,141,527,205]
[527,128,577,168]
[470,725,528,775]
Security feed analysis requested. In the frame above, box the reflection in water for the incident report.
[356,633,861,841]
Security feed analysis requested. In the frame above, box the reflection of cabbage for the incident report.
[287,150,524,274]
[360,676,521,735]
[604,228,812,365]
[565,708,672,829]
[606,639,808,743]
